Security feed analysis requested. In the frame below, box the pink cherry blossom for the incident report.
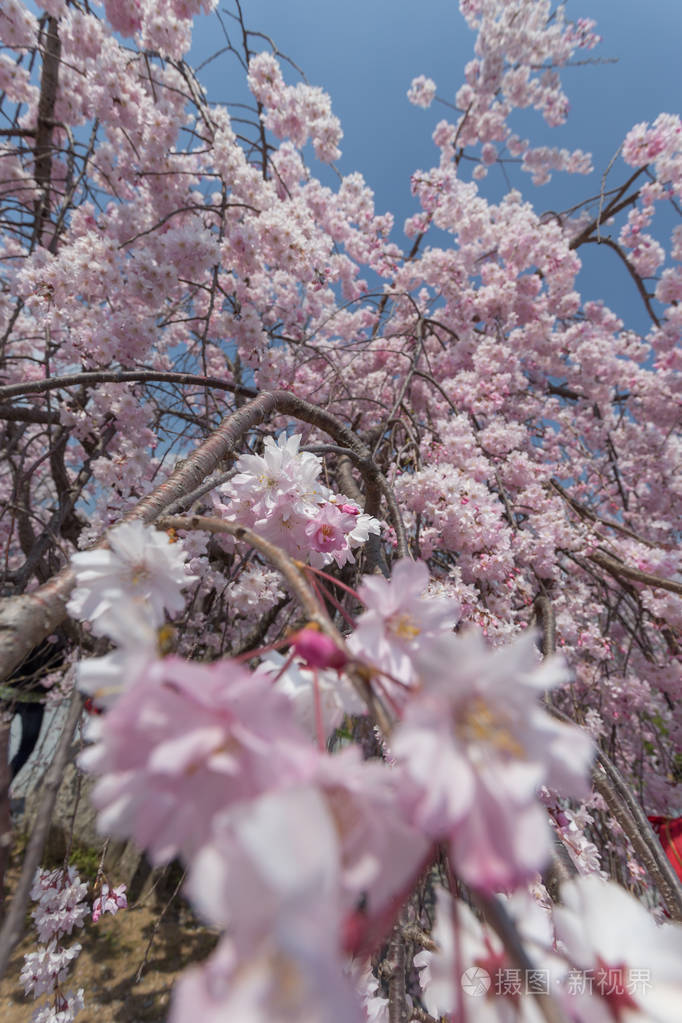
[21,942,82,999]
[214,434,380,567]
[79,655,316,864]
[22,866,95,1023]
[30,868,90,945]
[392,630,594,889]
[348,559,459,691]
[67,521,196,630]
[91,883,127,924]
[407,75,437,109]
[305,503,356,564]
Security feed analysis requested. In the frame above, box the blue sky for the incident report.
[190,1,681,335]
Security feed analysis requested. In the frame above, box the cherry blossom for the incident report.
[393,630,594,889]
[67,521,196,630]
[21,943,82,1000]
[214,434,380,566]
[348,558,459,691]
[21,866,123,1023]
[91,884,128,924]
[75,599,161,707]
[30,868,89,945]
[414,885,553,1021]
[79,654,317,864]
[407,75,437,109]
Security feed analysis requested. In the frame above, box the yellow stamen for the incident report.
[388,612,421,641]
[458,697,525,759]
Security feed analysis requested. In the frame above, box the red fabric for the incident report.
[647,815,682,883]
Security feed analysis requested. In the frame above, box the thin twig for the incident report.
[548,703,682,920]
[156,514,394,735]
[474,891,571,1023]
[134,868,187,984]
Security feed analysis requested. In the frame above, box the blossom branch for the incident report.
[0,370,257,402]
[591,759,682,921]
[272,391,408,554]
[1,386,405,681]
[588,548,682,597]
[388,906,408,1023]
[32,16,61,247]
[0,391,281,681]
[156,513,394,734]
[0,690,84,980]
[548,704,682,920]
[549,478,660,548]
[473,891,571,1023]
[581,235,661,327]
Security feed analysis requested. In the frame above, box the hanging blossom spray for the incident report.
[21,866,127,1023]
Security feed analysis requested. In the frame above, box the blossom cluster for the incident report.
[213,433,381,568]
[67,520,197,635]
[248,52,343,163]
[66,527,615,1019]
[21,867,127,1023]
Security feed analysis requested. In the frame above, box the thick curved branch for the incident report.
[0,382,408,551]
[0,391,280,681]
[0,389,403,682]
[0,403,59,424]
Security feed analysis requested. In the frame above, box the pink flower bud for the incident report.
[292,628,347,670]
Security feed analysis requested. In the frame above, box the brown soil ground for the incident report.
[0,865,218,1023]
